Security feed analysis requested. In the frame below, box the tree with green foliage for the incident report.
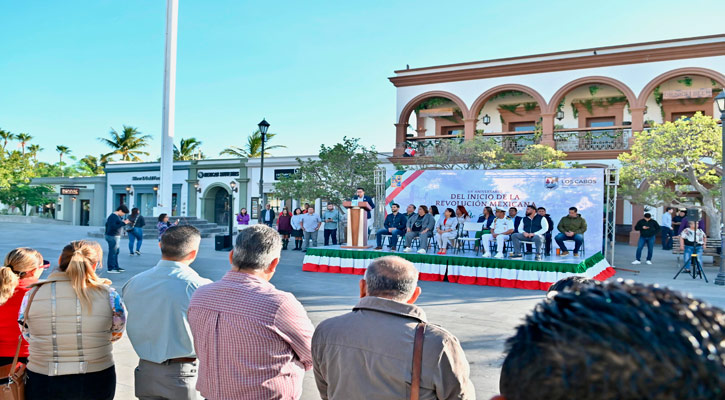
[0,184,55,215]
[27,144,42,162]
[220,130,286,158]
[0,130,14,151]
[16,133,32,154]
[99,125,152,161]
[0,150,54,214]
[55,145,71,176]
[78,154,108,175]
[410,136,518,170]
[519,144,567,169]
[174,137,205,160]
[619,112,722,237]
[273,137,379,208]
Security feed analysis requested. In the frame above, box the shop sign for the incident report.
[60,188,80,195]
[662,88,712,100]
[132,176,160,181]
[197,171,240,179]
[274,168,299,180]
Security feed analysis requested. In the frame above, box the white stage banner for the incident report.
[385,169,604,252]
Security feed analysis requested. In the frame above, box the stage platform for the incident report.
[302,246,615,291]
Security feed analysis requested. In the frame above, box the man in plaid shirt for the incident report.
[188,225,314,400]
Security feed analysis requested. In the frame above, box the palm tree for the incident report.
[0,129,14,151]
[99,125,152,161]
[27,144,43,162]
[16,133,33,154]
[56,145,71,177]
[173,137,205,160]
[79,154,107,175]
[219,130,286,158]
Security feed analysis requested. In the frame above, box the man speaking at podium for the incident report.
[351,187,375,219]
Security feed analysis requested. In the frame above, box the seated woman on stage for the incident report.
[456,206,471,225]
[474,207,495,251]
[435,208,458,255]
[429,205,441,224]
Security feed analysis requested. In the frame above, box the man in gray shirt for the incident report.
[301,206,322,252]
[322,203,341,246]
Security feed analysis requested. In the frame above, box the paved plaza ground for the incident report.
[2,222,725,399]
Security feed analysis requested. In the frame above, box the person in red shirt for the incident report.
[0,247,46,383]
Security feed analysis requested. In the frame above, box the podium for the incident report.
[342,201,373,249]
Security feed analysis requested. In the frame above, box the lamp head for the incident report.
[556,110,564,121]
[715,90,725,114]
[482,114,491,125]
[258,119,270,135]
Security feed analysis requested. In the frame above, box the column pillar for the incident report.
[394,123,408,156]
[540,113,555,147]
[187,160,198,217]
[629,106,646,146]
[463,118,477,141]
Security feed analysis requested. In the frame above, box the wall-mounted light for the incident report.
[71,196,77,201]
[482,114,491,125]
[153,186,159,192]
[230,181,238,193]
[715,90,725,114]
[125,185,134,196]
[57,196,63,202]
[194,182,201,193]
[556,110,564,121]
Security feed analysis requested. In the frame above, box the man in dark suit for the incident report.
[508,207,523,233]
[260,204,276,227]
[352,187,375,219]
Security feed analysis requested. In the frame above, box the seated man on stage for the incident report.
[537,207,555,256]
[482,208,514,258]
[374,203,407,250]
[510,205,548,261]
[434,207,458,255]
[555,207,588,256]
[403,205,435,254]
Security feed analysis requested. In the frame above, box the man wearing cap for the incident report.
[481,209,514,258]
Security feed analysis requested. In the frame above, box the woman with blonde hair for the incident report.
[0,248,46,384]
[20,240,126,400]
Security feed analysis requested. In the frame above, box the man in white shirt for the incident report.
[510,205,549,261]
[301,206,322,252]
[482,209,514,258]
[661,207,674,250]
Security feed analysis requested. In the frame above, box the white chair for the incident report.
[455,222,483,255]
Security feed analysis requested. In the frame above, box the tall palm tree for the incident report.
[99,125,152,161]
[173,137,205,160]
[219,130,286,158]
[16,133,33,154]
[27,144,43,162]
[56,145,71,177]
[79,154,107,175]
[0,129,14,151]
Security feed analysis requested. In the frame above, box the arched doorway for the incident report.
[202,184,231,225]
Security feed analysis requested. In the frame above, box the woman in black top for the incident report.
[127,208,146,255]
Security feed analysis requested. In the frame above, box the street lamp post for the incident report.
[258,119,270,215]
[229,181,238,239]
[714,91,725,286]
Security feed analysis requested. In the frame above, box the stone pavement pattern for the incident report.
[1,222,724,400]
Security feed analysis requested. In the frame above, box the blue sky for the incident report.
[0,0,721,163]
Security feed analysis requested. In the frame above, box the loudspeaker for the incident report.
[686,208,701,222]
[215,234,232,251]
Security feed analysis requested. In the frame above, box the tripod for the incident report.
[673,250,708,282]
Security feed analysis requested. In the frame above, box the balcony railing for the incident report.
[482,130,540,153]
[403,135,463,157]
[554,126,632,152]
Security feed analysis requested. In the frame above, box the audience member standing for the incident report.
[434,207,458,254]
[554,207,588,256]
[510,205,548,261]
[322,203,341,246]
[312,256,475,400]
[290,208,304,251]
[679,220,707,273]
[0,248,45,383]
[374,203,407,251]
[122,225,211,400]
[105,205,130,273]
[496,280,725,400]
[671,209,685,233]
[236,208,250,231]
[21,240,126,400]
[481,209,514,258]
[661,207,674,250]
[301,206,322,252]
[157,213,178,241]
[126,207,146,256]
[260,204,276,227]
[632,213,660,265]
[188,225,314,400]
[277,208,293,250]
[403,205,435,254]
